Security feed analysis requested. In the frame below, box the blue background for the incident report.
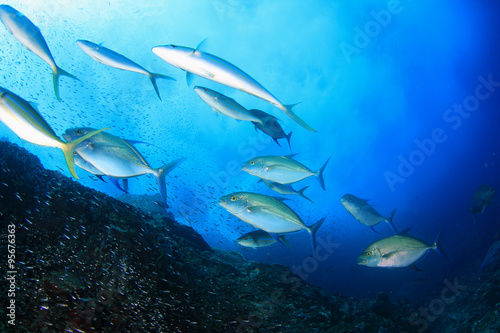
[0,0,499,301]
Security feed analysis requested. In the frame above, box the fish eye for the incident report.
[366,251,371,257]
[250,160,255,165]
[231,196,237,201]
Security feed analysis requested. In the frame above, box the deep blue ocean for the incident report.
[1,0,499,304]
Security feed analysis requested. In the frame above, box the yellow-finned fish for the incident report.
[0,5,79,101]
[76,40,175,100]
[152,42,316,132]
[0,86,109,178]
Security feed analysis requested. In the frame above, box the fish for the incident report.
[152,42,316,132]
[341,194,397,233]
[0,86,109,178]
[237,230,292,249]
[63,127,185,206]
[357,230,448,269]
[0,5,79,101]
[469,184,495,222]
[246,108,292,150]
[480,240,500,270]
[193,86,264,124]
[241,154,330,190]
[76,40,175,100]
[219,191,324,253]
[74,153,128,193]
[258,179,312,202]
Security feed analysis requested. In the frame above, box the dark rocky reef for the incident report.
[1,140,499,332]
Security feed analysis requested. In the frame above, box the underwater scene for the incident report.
[0,0,499,332]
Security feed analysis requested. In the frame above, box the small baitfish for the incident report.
[152,42,316,132]
[0,86,108,178]
[0,5,79,101]
[76,40,175,100]
[241,154,330,190]
[219,191,324,253]
[341,194,397,233]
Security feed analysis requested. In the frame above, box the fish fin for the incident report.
[148,72,176,100]
[270,233,286,246]
[273,197,289,202]
[186,72,194,87]
[108,177,127,193]
[61,127,111,179]
[259,116,274,126]
[96,175,107,183]
[285,131,293,152]
[315,156,331,191]
[382,251,397,259]
[297,186,313,202]
[194,38,208,53]
[257,178,264,183]
[307,218,326,255]
[52,65,80,102]
[153,157,186,206]
[281,103,317,132]
[409,264,423,272]
[122,178,129,192]
[433,227,449,262]
[397,227,411,236]
[385,209,398,234]
[284,153,300,159]
[279,235,293,248]
[370,226,380,234]
[273,137,282,147]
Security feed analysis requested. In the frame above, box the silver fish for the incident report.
[74,153,128,193]
[258,179,312,202]
[219,191,324,253]
[0,86,108,178]
[77,40,175,100]
[152,42,316,132]
[0,5,78,101]
[241,154,330,190]
[469,184,495,222]
[341,194,397,233]
[63,127,185,205]
[237,230,291,249]
[246,108,292,150]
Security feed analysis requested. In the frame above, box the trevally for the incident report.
[357,230,448,269]
[341,194,397,233]
[219,191,324,253]
[246,108,292,150]
[0,5,78,101]
[469,184,495,222]
[63,127,185,206]
[237,230,291,249]
[76,40,175,100]
[241,154,330,190]
[258,179,312,202]
[194,86,264,124]
[0,86,108,178]
[74,153,128,193]
[152,42,316,132]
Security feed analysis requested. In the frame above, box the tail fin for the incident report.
[281,103,316,132]
[148,72,176,100]
[385,209,398,233]
[297,186,313,202]
[61,127,111,179]
[307,218,325,255]
[53,65,79,102]
[433,228,449,262]
[153,157,186,206]
[285,131,293,152]
[315,156,331,191]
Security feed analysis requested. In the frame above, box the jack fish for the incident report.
[0,5,78,101]
[219,191,324,253]
[152,43,316,132]
[341,194,397,233]
[0,86,108,178]
[237,230,291,249]
[246,108,292,150]
[469,184,495,222]
[77,40,175,100]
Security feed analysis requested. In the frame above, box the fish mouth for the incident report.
[356,257,367,265]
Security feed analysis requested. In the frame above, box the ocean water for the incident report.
[0,0,499,305]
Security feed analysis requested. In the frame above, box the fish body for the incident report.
[152,44,315,132]
[247,108,292,150]
[0,5,78,100]
[74,153,128,192]
[77,40,174,100]
[0,86,107,178]
[358,235,437,268]
[242,155,330,190]
[469,185,495,222]
[480,240,500,270]
[193,86,262,123]
[237,230,291,248]
[259,179,312,202]
[219,191,324,253]
[63,127,184,204]
[341,194,397,233]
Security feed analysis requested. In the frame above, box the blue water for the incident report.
[0,0,499,301]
